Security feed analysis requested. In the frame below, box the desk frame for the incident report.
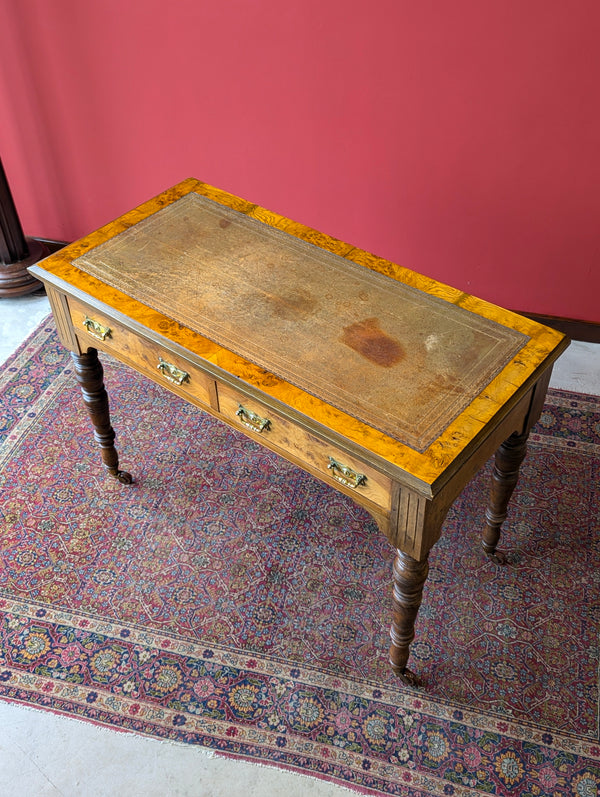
[30,179,569,686]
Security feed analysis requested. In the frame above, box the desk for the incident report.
[29,179,569,686]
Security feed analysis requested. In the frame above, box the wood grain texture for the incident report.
[28,178,569,495]
[218,382,392,511]
[68,296,217,411]
[46,287,82,354]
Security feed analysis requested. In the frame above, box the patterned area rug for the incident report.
[1,320,598,796]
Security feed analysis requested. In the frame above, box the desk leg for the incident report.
[482,430,528,564]
[389,550,429,687]
[71,349,133,485]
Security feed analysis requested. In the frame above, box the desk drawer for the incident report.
[218,383,391,511]
[69,298,216,409]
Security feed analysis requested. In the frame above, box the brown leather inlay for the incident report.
[73,192,529,451]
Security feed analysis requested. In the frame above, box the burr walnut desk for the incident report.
[29,179,569,686]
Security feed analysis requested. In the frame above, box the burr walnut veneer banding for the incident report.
[29,178,569,686]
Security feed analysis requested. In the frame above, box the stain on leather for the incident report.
[341,317,404,367]
[265,291,318,321]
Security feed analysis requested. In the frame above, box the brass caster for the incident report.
[486,550,507,565]
[110,469,134,484]
[396,667,421,688]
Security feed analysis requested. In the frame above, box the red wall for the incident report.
[2,0,599,322]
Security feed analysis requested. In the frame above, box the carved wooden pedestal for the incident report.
[0,158,46,297]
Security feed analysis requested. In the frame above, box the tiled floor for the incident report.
[0,291,598,796]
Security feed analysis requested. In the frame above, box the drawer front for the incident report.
[69,298,216,409]
[218,383,392,511]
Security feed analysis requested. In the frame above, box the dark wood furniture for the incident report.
[29,179,569,685]
[0,158,46,296]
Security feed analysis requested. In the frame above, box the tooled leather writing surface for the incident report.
[73,192,528,451]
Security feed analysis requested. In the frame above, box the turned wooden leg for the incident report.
[482,430,528,564]
[389,550,429,687]
[71,349,133,484]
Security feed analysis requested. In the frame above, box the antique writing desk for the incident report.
[29,179,569,686]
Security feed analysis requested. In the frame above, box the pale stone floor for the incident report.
[0,292,598,796]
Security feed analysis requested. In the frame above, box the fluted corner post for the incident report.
[481,430,529,564]
[0,157,48,297]
[71,348,133,485]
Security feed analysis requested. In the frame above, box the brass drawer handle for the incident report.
[157,357,190,386]
[327,456,367,489]
[236,404,271,433]
[83,316,112,341]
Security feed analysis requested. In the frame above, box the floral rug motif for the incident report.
[0,320,599,796]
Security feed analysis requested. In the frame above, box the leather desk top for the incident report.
[72,192,527,452]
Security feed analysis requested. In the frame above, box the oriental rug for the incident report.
[0,319,598,796]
